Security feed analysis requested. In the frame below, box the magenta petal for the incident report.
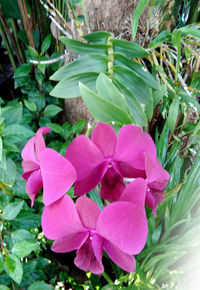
[21,137,38,163]
[76,196,101,229]
[97,201,148,255]
[114,125,156,171]
[74,162,108,196]
[52,232,89,253]
[120,178,147,208]
[35,127,50,159]
[100,167,125,202]
[66,135,105,181]
[74,236,104,275]
[25,169,43,207]
[42,195,84,240]
[39,148,77,206]
[104,240,136,273]
[91,122,117,157]
[92,233,103,261]
[22,160,39,174]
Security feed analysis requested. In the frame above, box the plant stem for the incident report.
[102,272,113,284]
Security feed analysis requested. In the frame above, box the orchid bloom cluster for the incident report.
[21,122,169,275]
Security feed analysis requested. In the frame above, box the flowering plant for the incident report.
[21,122,169,275]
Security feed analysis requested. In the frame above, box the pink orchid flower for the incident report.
[22,127,77,206]
[145,154,170,216]
[42,186,148,275]
[66,122,157,201]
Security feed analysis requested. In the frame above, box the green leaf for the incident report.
[172,29,181,80]
[27,46,38,57]
[153,84,167,107]
[14,64,32,78]
[24,100,37,112]
[113,66,153,113]
[11,229,37,245]
[50,72,98,98]
[0,286,10,290]
[167,96,179,133]
[149,30,171,48]
[28,281,53,290]
[79,83,133,124]
[60,37,109,54]
[72,120,85,134]
[179,26,200,39]
[12,241,39,258]
[82,31,112,43]
[0,254,4,273]
[114,53,159,89]
[1,102,22,126]
[0,158,17,186]
[50,53,109,81]
[0,137,2,162]
[44,104,62,117]
[89,190,104,210]
[41,34,52,54]
[112,38,149,58]
[46,123,64,135]
[14,211,41,230]
[4,200,24,220]
[96,73,129,112]
[2,124,34,143]
[5,254,23,284]
[131,0,151,41]
[1,0,21,19]
[112,77,147,126]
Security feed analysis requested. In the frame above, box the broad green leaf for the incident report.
[14,211,41,230]
[72,120,85,134]
[96,73,129,112]
[149,30,171,48]
[46,123,64,135]
[172,29,181,80]
[50,54,109,81]
[2,124,34,143]
[50,72,98,98]
[60,37,109,54]
[24,100,37,112]
[79,83,133,124]
[113,66,153,111]
[41,34,52,54]
[114,53,159,89]
[0,137,2,162]
[112,38,149,58]
[5,254,23,284]
[4,200,24,220]
[131,0,151,41]
[1,102,22,126]
[27,46,38,57]
[153,85,167,107]
[11,229,37,245]
[112,77,147,126]
[1,0,21,19]
[14,64,32,78]
[3,140,19,153]
[167,96,179,133]
[0,158,17,186]
[179,26,200,39]
[12,241,39,258]
[89,190,104,210]
[0,254,4,273]
[0,286,10,290]
[44,104,62,117]
[82,31,112,43]
[28,281,53,290]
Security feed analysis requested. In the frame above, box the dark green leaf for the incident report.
[0,254,4,273]
[44,104,62,117]
[132,0,151,41]
[79,83,133,124]
[0,158,17,186]
[112,77,147,126]
[60,37,109,54]
[4,200,24,220]
[12,241,39,258]
[11,229,36,245]
[72,120,85,134]
[172,29,181,80]
[50,72,98,98]
[1,0,21,19]
[46,123,64,135]
[24,100,37,112]
[14,211,41,230]
[1,102,22,126]
[27,46,38,57]
[41,34,52,54]
[96,73,129,112]
[114,53,159,89]
[82,31,112,43]
[149,30,171,48]
[14,64,32,78]
[112,38,149,58]
[5,254,23,284]
[50,54,109,81]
